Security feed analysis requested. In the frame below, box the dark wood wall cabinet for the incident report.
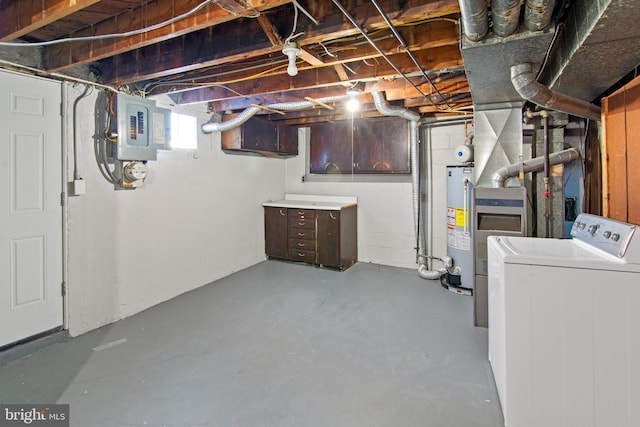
[309,116,409,174]
[263,195,357,271]
[221,115,298,157]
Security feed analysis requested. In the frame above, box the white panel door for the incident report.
[0,70,63,347]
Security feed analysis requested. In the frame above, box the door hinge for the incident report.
[61,282,66,297]
[60,192,65,206]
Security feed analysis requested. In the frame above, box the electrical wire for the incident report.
[0,0,215,47]
[330,0,449,112]
[72,84,94,181]
[369,0,453,110]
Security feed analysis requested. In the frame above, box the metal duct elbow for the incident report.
[524,0,555,32]
[493,147,580,187]
[511,63,601,122]
[492,0,522,37]
[371,92,420,122]
[459,0,489,42]
[201,106,261,133]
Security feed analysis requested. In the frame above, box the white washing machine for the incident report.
[487,213,640,427]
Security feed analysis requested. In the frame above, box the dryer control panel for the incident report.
[571,213,638,261]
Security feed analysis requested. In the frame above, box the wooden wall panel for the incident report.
[603,76,640,225]
[626,82,640,225]
[604,90,628,222]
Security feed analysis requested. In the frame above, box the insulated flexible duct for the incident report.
[201,95,355,133]
[511,63,601,121]
[371,92,445,280]
[492,147,580,187]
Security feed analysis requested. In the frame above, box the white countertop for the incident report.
[262,194,357,210]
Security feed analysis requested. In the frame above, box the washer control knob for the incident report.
[611,233,620,242]
[603,231,612,238]
[587,225,599,235]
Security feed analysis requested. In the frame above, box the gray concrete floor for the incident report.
[0,261,504,427]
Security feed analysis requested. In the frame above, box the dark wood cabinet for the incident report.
[263,204,357,270]
[354,118,409,173]
[264,207,288,259]
[310,117,409,174]
[221,115,298,157]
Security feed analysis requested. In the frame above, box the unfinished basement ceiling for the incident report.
[1,1,638,125]
[0,0,471,125]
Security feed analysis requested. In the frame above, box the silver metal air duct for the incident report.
[492,0,522,37]
[371,91,445,280]
[459,0,489,42]
[201,95,355,133]
[524,0,556,32]
[511,63,601,121]
[492,147,580,187]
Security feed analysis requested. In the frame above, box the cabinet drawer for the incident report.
[289,218,315,229]
[288,209,316,220]
[289,249,315,262]
[290,238,315,250]
[290,229,315,240]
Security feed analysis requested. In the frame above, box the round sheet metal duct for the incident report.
[492,0,522,37]
[511,63,601,121]
[524,0,556,31]
[459,0,489,42]
[492,147,580,187]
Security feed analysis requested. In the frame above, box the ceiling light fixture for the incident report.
[346,82,363,112]
[282,42,301,76]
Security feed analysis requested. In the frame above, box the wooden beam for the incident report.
[0,0,101,42]
[113,17,458,88]
[299,48,324,66]
[333,63,350,81]
[171,46,464,105]
[42,0,293,71]
[256,14,283,46]
[96,0,459,84]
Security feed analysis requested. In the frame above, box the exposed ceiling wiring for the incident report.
[369,0,453,110]
[330,0,449,112]
[0,0,218,47]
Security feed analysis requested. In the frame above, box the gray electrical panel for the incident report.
[115,93,171,161]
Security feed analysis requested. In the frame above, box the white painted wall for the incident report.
[64,87,285,336]
[58,79,466,336]
[283,124,467,269]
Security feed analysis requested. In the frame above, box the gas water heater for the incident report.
[444,165,474,294]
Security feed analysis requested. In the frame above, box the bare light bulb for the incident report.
[282,42,301,77]
[346,97,360,112]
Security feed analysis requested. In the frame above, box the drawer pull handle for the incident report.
[279,209,286,216]
[298,221,305,226]
[297,211,305,215]
[330,212,337,220]
[297,232,306,237]
[297,243,306,247]
[298,252,306,257]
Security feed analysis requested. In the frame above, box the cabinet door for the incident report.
[316,210,340,267]
[243,117,278,151]
[278,124,299,155]
[354,117,409,173]
[264,207,288,259]
[309,121,353,174]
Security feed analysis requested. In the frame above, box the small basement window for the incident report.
[170,113,197,149]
